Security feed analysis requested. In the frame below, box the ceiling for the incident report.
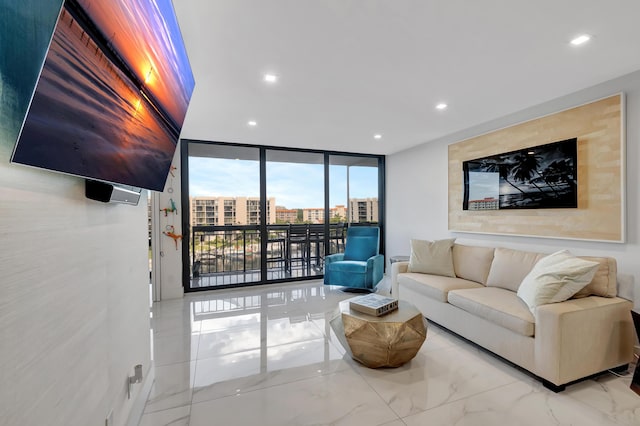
[174,0,640,156]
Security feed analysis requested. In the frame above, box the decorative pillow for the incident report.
[408,238,456,277]
[517,250,600,314]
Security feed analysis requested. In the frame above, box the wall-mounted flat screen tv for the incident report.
[463,138,577,210]
[11,0,195,192]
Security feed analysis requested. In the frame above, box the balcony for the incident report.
[190,223,348,289]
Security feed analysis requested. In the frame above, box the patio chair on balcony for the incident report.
[329,222,345,253]
[266,226,287,273]
[323,226,383,292]
[308,224,326,271]
[287,224,309,272]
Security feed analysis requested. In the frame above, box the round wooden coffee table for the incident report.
[330,297,427,368]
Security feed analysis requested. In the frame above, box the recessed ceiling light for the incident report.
[263,74,277,83]
[247,120,257,126]
[436,103,448,110]
[374,134,382,140]
[570,34,591,46]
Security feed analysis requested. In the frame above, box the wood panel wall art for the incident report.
[448,94,624,242]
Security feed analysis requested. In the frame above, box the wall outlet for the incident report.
[105,409,114,426]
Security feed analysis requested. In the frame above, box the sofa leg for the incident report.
[542,380,566,393]
[610,364,629,374]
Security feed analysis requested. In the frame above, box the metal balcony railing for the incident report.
[190,223,354,287]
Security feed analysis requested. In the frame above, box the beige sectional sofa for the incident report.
[391,243,634,391]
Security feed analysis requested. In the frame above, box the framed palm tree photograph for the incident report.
[462,138,577,210]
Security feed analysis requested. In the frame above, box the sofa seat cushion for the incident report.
[397,273,483,303]
[448,287,535,337]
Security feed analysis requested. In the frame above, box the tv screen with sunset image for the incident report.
[11,0,194,191]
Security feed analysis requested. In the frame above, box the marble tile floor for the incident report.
[140,278,640,426]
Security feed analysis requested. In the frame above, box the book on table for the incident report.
[349,294,398,317]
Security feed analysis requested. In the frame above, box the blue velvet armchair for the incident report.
[323,226,384,291]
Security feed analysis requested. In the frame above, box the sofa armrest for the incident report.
[534,296,634,386]
[391,261,409,299]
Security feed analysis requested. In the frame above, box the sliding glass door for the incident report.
[266,150,325,279]
[183,141,384,291]
[329,155,380,224]
[187,144,262,288]
[329,155,383,256]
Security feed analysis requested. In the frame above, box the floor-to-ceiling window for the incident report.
[186,144,262,288]
[329,155,380,225]
[182,141,384,291]
[267,150,325,279]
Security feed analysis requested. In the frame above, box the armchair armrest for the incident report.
[325,253,345,265]
[534,296,634,386]
[367,254,384,267]
[391,261,409,299]
[367,254,385,287]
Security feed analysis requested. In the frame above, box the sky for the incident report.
[467,171,499,201]
[189,157,378,209]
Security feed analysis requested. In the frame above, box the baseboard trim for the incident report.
[125,361,155,426]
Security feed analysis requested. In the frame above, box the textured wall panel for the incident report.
[448,94,624,242]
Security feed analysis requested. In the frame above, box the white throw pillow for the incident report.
[408,238,456,277]
[517,250,600,314]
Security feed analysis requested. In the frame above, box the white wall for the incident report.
[154,144,185,300]
[0,156,152,426]
[387,70,640,310]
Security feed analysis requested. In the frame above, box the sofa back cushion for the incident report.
[486,247,545,292]
[573,256,617,298]
[452,244,495,285]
